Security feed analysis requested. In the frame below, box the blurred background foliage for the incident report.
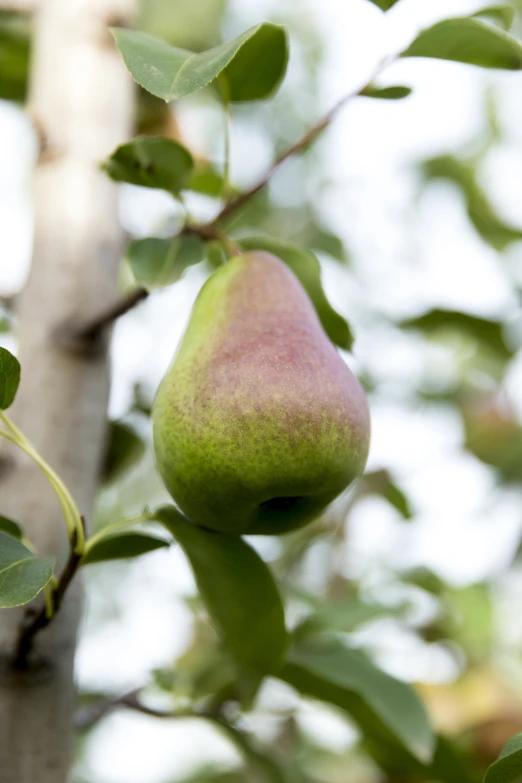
[1,0,522,782]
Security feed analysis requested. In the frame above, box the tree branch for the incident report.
[75,287,149,340]
[54,286,149,353]
[0,294,17,310]
[55,226,233,340]
[213,115,330,226]
[213,56,392,226]
[75,686,289,783]
[12,519,86,670]
[75,686,222,730]
[58,56,393,338]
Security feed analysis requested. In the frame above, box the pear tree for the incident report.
[1,2,522,783]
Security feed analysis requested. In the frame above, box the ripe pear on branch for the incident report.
[153,251,370,535]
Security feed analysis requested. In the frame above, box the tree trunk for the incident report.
[0,0,135,780]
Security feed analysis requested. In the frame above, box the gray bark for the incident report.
[0,0,135,780]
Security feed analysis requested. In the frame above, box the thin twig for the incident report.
[62,286,148,344]
[184,224,241,257]
[75,687,289,783]
[58,56,393,340]
[56,222,221,343]
[12,520,86,670]
[0,294,17,311]
[213,115,330,226]
[80,287,149,340]
[213,56,392,226]
[74,686,222,730]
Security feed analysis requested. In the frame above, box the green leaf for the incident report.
[423,155,522,251]
[81,532,170,566]
[205,239,228,269]
[267,211,348,264]
[473,6,515,31]
[0,346,20,409]
[237,237,354,350]
[306,226,347,263]
[280,637,435,763]
[484,733,522,782]
[363,732,478,783]
[445,583,493,661]
[0,17,30,102]
[127,234,203,290]
[431,736,482,783]
[188,161,226,197]
[402,17,522,70]
[0,531,54,608]
[361,85,412,100]
[216,23,288,103]
[138,0,227,53]
[102,420,145,483]
[361,469,413,520]
[156,506,289,674]
[112,23,288,103]
[177,771,246,783]
[0,515,23,540]
[218,723,290,783]
[366,0,401,9]
[363,728,478,782]
[399,309,515,361]
[0,304,13,334]
[130,382,153,417]
[401,566,447,596]
[102,136,194,195]
[294,595,400,639]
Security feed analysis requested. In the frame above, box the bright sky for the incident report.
[1,1,522,781]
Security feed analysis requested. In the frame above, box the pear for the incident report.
[152,251,370,535]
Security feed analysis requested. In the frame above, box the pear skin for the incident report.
[153,251,370,534]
